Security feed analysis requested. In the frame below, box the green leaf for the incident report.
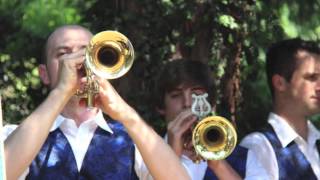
[218,14,239,29]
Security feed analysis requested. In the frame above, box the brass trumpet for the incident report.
[76,31,134,107]
[191,94,237,161]
[192,116,237,160]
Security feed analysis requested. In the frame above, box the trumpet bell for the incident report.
[85,31,134,79]
[192,116,237,160]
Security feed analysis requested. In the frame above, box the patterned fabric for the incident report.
[203,146,248,180]
[262,125,317,180]
[27,120,138,180]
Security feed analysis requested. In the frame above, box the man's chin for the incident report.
[307,105,320,115]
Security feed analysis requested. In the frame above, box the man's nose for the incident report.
[183,94,192,108]
[316,82,320,96]
[315,79,320,97]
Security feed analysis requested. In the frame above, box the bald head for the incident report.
[39,25,93,89]
[42,25,93,64]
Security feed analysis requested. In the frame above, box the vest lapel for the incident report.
[27,128,78,179]
[262,125,317,180]
[316,139,320,155]
[79,123,138,180]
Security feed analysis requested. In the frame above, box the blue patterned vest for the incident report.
[26,120,138,180]
[203,146,248,180]
[261,124,317,180]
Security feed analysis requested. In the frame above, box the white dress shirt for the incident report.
[164,135,269,180]
[240,112,320,180]
[2,111,151,180]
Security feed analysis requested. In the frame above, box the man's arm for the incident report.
[96,78,190,180]
[207,160,242,180]
[4,55,84,180]
[5,88,71,179]
[0,96,7,180]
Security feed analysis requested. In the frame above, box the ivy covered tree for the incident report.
[0,0,84,124]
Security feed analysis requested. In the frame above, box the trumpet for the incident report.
[76,31,134,107]
[191,93,237,161]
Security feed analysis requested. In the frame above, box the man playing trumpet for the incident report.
[152,59,268,179]
[2,25,190,180]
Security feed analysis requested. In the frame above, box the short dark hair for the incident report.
[266,38,320,97]
[153,59,215,109]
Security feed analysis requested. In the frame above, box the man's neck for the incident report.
[273,109,309,140]
[61,99,99,127]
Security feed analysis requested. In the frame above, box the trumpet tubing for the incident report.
[192,116,237,160]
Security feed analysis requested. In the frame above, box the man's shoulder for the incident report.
[104,119,132,138]
[240,123,274,144]
[240,131,270,149]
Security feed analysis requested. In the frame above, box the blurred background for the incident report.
[1,0,320,138]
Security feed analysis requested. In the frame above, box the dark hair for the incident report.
[266,38,320,97]
[153,59,215,109]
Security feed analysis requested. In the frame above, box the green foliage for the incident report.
[218,14,239,30]
[22,0,82,38]
[277,1,320,40]
[279,3,298,38]
[0,0,87,124]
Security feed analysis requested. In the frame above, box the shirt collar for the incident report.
[307,120,320,145]
[268,112,320,147]
[50,110,114,134]
[268,112,299,147]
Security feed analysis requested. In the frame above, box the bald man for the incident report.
[3,25,190,180]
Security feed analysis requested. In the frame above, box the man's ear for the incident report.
[38,64,50,85]
[272,74,287,92]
